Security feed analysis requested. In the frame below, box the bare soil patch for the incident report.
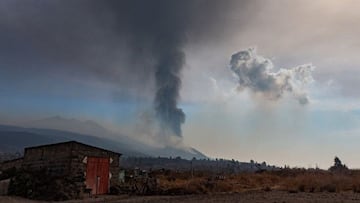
[3,191,360,203]
[108,191,360,203]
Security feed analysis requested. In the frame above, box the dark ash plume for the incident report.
[155,50,186,137]
[112,0,192,137]
[110,0,242,137]
[230,48,315,104]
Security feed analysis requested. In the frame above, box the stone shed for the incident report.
[22,141,121,195]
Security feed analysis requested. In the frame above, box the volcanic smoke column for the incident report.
[105,0,237,138]
[154,46,186,137]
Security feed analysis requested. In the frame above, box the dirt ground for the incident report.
[109,191,360,203]
[2,191,360,203]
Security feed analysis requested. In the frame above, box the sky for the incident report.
[1,0,360,168]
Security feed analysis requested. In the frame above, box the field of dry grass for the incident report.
[153,169,360,195]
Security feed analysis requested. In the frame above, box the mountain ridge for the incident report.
[0,121,207,159]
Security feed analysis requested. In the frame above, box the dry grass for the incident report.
[278,169,360,193]
[153,169,360,195]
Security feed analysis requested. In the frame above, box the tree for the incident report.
[334,156,342,167]
[329,156,348,172]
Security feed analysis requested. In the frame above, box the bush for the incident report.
[8,169,84,201]
[0,167,17,181]
[262,186,271,192]
[298,184,305,192]
[320,183,337,193]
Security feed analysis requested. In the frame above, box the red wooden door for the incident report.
[85,157,110,195]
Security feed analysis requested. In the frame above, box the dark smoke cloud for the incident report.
[0,0,247,137]
[230,48,315,104]
[109,0,192,137]
[107,0,241,137]
[154,50,185,137]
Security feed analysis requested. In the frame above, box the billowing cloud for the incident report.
[230,48,315,104]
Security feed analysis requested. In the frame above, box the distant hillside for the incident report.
[0,124,207,159]
[26,116,109,138]
[0,124,145,156]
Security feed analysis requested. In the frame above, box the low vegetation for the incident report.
[148,168,360,195]
[7,168,84,201]
[118,157,359,195]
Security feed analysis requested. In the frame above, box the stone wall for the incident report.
[0,179,10,196]
[0,158,23,172]
[22,143,72,176]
